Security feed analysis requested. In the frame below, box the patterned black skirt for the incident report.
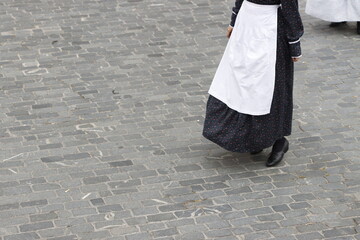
[203,13,294,153]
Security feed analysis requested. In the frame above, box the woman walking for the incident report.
[306,0,360,34]
[203,0,304,167]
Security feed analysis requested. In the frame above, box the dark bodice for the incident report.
[247,0,281,5]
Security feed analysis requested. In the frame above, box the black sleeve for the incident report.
[230,0,244,27]
[280,0,304,57]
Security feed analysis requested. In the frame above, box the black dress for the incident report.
[203,0,304,153]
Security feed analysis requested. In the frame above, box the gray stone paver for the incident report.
[0,0,360,239]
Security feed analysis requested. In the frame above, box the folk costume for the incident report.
[203,0,304,158]
[305,0,360,34]
[306,0,360,22]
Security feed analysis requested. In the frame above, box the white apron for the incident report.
[208,0,279,116]
[306,0,360,22]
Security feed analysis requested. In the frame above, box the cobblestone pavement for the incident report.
[0,0,359,239]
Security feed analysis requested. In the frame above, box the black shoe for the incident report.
[266,138,289,167]
[329,22,347,27]
[357,22,360,35]
[250,149,263,155]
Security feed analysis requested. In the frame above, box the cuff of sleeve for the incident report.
[230,12,237,27]
[289,41,301,58]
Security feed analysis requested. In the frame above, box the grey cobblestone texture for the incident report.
[0,0,359,239]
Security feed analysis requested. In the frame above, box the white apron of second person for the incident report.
[306,0,360,22]
[209,0,280,116]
